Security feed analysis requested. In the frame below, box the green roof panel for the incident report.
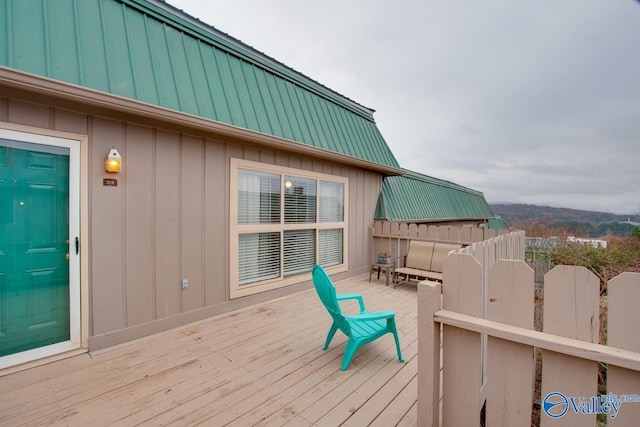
[375,170,498,222]
[488,218,507,233]
[0,0,400,170]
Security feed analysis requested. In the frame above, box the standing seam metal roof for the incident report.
[0,0,400,170]
[375,170,497,222]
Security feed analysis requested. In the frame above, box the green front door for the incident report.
[0,140,71,357]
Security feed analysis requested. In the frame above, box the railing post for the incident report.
[418,281,442,427]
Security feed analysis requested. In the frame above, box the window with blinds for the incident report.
[283,229,315,277]
[239,232,280,285]
[318,228,343,267]
[319,181,344,222]
[231,159,348,297]
[238,169,280,224]
[284,176,316,223]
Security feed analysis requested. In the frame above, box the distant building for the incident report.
[567,236,607,249]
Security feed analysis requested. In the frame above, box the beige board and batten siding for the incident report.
[0,96,382,351]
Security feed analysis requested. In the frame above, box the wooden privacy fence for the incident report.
[370,221,507,266]
[417,255,640,426]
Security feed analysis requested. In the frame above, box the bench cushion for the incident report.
[430,243,462,273]
[404,241,434,271]
[394,241,462,285]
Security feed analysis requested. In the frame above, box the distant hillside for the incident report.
[490,203,640,237]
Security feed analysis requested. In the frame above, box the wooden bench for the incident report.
[392,240,462,287]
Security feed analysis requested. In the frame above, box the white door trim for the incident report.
[0,125,85,370]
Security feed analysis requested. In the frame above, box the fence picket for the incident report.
[418,224,429,239]
[427,225,438,240]
[448,226,460,242]
[541,266,600,427]
[441,253,483,426]
[486,260,535,426]
[398,222,408,239]
[408,223,418,238]
[607,272,640,426]
[382,220,391,237]
[374,221,382,236]
[417,281,443,427]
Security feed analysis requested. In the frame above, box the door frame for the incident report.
[0,122,88,371]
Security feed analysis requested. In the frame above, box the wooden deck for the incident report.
[0,274,419,426]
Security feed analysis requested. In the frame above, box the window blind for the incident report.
[318,228,343,267]
[238,232,280,285]
[238,169,280,224]
[319,181,344,222]
[284,176,316,223]
[283,229,315,277]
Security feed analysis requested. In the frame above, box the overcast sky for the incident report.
[168,0,640,215]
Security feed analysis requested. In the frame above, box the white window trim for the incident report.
[230,158,348,298]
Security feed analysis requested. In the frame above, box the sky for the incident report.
[167,0,640,215]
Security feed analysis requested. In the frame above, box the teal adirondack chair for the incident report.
[311,264,404,371]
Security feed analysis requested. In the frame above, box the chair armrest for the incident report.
[348,310,395,321]
[337,293,366,313]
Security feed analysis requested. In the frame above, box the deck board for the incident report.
[0,274,419,426]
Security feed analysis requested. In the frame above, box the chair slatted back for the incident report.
[312,265,351,336]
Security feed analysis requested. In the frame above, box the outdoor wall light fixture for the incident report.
[104,148,122,172]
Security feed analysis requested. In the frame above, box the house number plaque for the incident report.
[103,178,118,186]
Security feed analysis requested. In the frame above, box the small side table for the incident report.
[369,262,394,286]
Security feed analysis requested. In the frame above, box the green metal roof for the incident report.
[488,218,507,233]
[0,0,400,170]
[375,170,498,222]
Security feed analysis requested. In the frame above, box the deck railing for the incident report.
[417,231,640,426]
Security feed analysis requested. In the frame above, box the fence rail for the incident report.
[417,235,640,426]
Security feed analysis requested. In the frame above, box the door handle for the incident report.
[75,237,79,255]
